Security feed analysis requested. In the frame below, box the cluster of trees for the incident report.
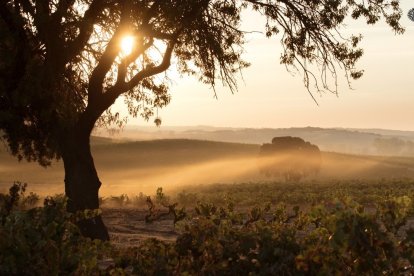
[259,136,321,181]
[0,0,404,239]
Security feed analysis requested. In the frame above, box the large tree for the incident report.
[0,0,403,240]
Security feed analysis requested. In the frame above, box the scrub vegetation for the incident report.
[2,138,414,274]
[2,178,414,275]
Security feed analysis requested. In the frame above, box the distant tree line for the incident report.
[258,137,321,181]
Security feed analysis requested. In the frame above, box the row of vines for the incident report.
[1,182,414,275]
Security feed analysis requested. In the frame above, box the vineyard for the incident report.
[1,179,414,275]
[0,0,411,272]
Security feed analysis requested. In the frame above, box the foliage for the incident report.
[112,196,414,275]
[0,182,39,220]
[107,194,131,207]
[2,182,414,274]
[259,136,321,181]
[0,182,111,275]
[145,187,187,225]
[0,0,404,165]
[175,178,414,207]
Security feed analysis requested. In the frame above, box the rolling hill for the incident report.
[101,126,414,156]
[1,138,414,196]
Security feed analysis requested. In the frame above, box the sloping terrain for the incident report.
[1,138,414,196]
[112,126,414,156]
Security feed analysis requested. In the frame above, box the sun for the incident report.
[120,35,134,56]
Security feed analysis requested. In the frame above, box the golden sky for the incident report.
[117,2,414,131]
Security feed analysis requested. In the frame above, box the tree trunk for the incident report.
[61,130,109,241]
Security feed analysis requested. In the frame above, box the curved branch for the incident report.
[102,37,178,111]
[87,27,122,103]
[116,37,154,86]
[127,39,176,90]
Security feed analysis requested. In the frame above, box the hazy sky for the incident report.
[118,2,414,131]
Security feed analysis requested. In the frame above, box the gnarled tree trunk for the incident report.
[61,115,109,241]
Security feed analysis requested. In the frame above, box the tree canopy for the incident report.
[259,136,321,181]
[0,0,404,165]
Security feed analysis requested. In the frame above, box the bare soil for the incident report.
[102,208,177,247]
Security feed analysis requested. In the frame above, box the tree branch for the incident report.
[0,2,27,36]
[34,0,51,41]
[127,39,177,90]
[0,1,31,91]
[15,0,35,16]
[51,0,76,27]
[87,1,134,105]
[116,37,154,86]
[102,37,178,111]
[65,0,108,63]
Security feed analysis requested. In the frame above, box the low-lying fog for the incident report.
[1,140,414,197]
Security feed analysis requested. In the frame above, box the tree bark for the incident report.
[61,128,109,241]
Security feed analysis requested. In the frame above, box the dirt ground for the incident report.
[102,208,177,247]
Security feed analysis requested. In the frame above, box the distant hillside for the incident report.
[102,126,414,156]
[2,138,414,196]
[4,126,414,157]
[92,139,259,168]
[91,136,117,145]
[348,128,414,139]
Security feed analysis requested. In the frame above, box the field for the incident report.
[103,178,414,247]
[1,137,414,196]
[2,138,414,274]
[2,138,414,243]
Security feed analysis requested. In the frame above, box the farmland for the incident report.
[1,138,414,196]
[2,137,414,274]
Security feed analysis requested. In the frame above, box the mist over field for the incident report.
[97,126,414,156]
[3,127,414,262]
[2,127,414,197]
